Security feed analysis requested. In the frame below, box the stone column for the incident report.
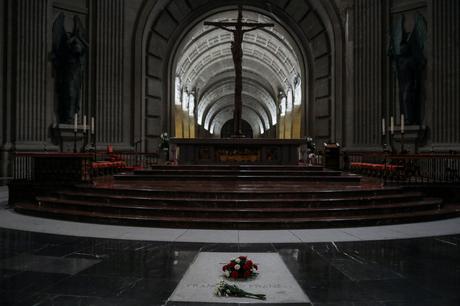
[14,0,50,148]
[94,0,127,148]
[351,0,385,150]
[0,0,6,182]
[431,0,460,149]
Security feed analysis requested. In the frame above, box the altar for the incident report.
[170,138,305,165]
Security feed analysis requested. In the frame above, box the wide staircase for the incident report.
[14,165,460,229]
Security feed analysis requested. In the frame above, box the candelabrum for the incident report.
[400,131,406,154]
[92,132,96,151]
[382,134,389,153]
[73,130,77,153]
[81,130,87,152]
[389,132,396,154]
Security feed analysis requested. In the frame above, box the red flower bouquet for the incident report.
[222,256,258,279]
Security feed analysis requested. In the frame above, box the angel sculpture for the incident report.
[52,13,88,124]
[389,14,427,125]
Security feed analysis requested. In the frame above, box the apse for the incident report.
[172,8,303,139]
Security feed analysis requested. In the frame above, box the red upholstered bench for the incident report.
[122,165,144,171]
[91,161,127,176]
[350,162,402,176]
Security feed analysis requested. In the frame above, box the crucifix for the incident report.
[204,5,274,137]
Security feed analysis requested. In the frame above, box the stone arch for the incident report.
[132,0,344,149]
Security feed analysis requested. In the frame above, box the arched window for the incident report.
[210,122,215,134]
[182,90,189,112]
[280,94,287,117]
[286,88,293,112]
[188,92,195,117]
[294,76,302,106]
[175,76,182,106]
[259,123,265,135]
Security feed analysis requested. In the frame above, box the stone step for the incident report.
[113,174,361,182]
[14,202,460,229]
[130,169,342,176]
[34,196,443,219]
[55,191,425,208]
[145,165,324,171]
[72,185,405,200]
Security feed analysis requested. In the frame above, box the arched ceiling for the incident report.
[199,80,276,129]
[205,94,270,131]
[174,9,302,137]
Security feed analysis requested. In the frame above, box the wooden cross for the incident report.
[204,5,274,137]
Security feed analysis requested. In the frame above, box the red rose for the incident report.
[239,256,247,260]
[246,260,253,266]
[253,264,258,270]
[231,271,239,279]
[222,265,227,271]
[243,270,252,278]
[229,262,236,268]
[243,263,251,270]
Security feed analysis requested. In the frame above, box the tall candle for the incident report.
[401,114,405,134]
[91,117,95,134]
[74,113,78,132]
[382,118,386,136]
[83,115,87,132]
[390,116,394,135]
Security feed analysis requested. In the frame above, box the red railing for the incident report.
[345,151,460,183]
[11,151,159,182]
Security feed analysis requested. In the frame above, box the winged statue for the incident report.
[52,13,88,124]
[389,13,427,125]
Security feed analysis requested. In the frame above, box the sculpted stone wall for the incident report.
[1,0,459,180]
[346,0,460,152]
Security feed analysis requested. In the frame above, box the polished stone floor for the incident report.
[0,227,459,306]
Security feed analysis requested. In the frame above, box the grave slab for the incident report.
[168,252,311,304]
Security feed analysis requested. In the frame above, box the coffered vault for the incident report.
[173,9,302,138]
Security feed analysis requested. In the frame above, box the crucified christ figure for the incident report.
[204,6,274,137]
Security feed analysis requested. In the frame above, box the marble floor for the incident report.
[0,228,459,306]
[1,186,460,305]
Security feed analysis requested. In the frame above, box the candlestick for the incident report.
[401,131,405,153]
[390,116,394,135]
[401,114,405,134]
[83,115,87,133]
[73,130,77,153]
[74,113,78,132]
[91,117,95,135]
[91,117,96,150]
[382,118,386,136]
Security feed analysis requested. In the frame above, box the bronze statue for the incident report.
[389,14,427,125]
[52,13,88,124]
[205,6,273,136]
